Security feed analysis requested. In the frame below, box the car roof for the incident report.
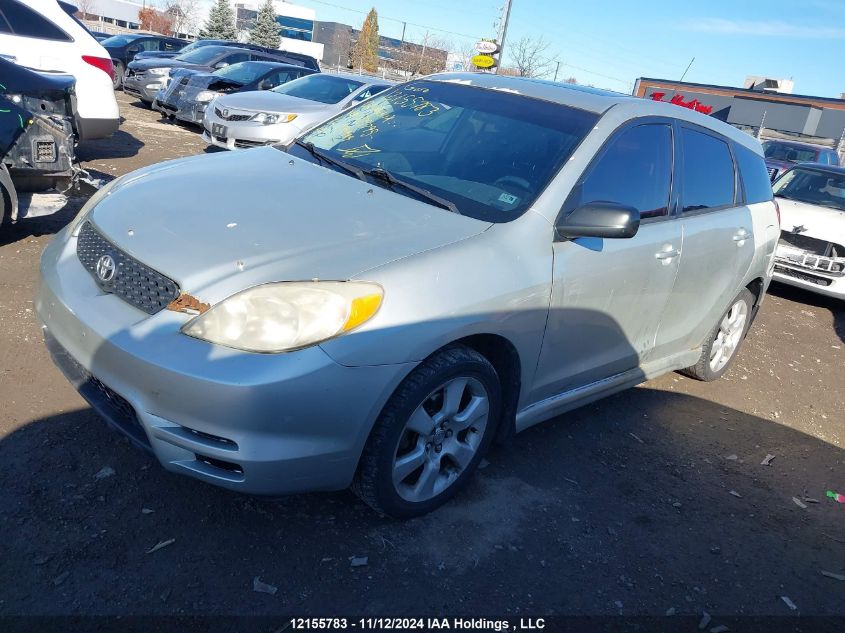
[424,72,763,155]
[762,139,832,151]
[789,163,845,175]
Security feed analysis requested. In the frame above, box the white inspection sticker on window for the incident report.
[498,192,519,205]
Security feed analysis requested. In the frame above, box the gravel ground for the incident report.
[1,92,844,620]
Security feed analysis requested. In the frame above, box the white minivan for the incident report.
[0,0,119,140]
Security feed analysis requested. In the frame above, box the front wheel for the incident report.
[352,345,501,518]
[681,288,754,381]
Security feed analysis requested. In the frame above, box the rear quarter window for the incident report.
[0,0,71,41]
[680,127,735,212]
[735,144,774,204]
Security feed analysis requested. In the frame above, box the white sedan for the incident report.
[772,164,845,299]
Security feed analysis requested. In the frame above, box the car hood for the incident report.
[89,148,491,302]
[777,197,845,245]
[214,90,333,115]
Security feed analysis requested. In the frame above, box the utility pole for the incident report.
[493,0,512,74]
[553,61,560,82]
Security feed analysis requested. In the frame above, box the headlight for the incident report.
[181,281,383,353]
[250,112,296,125]
[196,90,221,103]
[148,68,170,77]
[68,176,122,237]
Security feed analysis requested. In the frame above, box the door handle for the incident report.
[655,248,680,262]
[732,229,750,243]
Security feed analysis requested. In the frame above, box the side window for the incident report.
[161,40,180,51]
[223,52,250,64]
[567,123,673,219]
[139,39,159,51]
[734,144,773,204]
[0,1,71,40]
[263,71,291,89]
[680,127,735,212]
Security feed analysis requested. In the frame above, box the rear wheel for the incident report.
[352,345,501,518]
[682,288,754,381]
[112,62,124,90]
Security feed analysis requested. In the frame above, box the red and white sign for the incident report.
[650,91,713,115]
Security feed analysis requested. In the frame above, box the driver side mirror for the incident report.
[556,202,640,240]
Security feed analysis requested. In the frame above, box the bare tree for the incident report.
[75,0,96,20]
[505,35,557,78]
[164,0,202,37]
[450,38,477,72]
[395,33,448,77]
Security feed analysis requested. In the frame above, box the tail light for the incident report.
[773,198,781,227]
[82,55,114,79]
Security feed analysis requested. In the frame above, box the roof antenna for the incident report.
[680,57,695,82]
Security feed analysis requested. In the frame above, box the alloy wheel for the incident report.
[391,376,490,503]
[709,299,749,373]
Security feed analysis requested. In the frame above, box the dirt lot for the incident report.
[1,92,844,622]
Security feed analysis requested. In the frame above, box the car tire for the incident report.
[113,62,124,90]
[352,344,502,518]
[681,288,755,382]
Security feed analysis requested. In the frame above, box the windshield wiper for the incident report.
[362,167,460,214]
[293,140,366,181]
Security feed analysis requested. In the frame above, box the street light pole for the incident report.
[493,0,512,74]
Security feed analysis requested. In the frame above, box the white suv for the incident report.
[0,0,119,140]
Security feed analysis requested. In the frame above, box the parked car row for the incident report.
[37,74,783,517]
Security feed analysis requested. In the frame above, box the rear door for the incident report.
[656,124,754,356]
[531,120,683,401]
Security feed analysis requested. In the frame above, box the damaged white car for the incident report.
[773,164,845,299]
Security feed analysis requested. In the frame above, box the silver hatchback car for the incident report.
[37,74,779,517]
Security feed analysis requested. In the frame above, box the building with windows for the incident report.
[76,0,143,33]
[634,77,845,154]
[234,2,322,61]
[313,21,447,75]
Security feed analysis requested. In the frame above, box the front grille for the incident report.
[774,265,833,287]
[43,331,151,451]
[214,106,250,122]
[234,139,266,149]
[77,221,180,315]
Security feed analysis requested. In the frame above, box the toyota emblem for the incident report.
[95,254,117,282]
[222,108,229,118]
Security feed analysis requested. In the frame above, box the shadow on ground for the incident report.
[768,281,845,344]
[1,387,843,617]
[76,129,144,162]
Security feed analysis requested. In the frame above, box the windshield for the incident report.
[763,141,819,163]
[272,74,364,104]
[296,80,598,222]
[176,47,225,65]
[213,62,267,83]
[774,167,845,211]
[100,34,142,47]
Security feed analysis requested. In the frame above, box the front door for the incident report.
[531,122,682,402]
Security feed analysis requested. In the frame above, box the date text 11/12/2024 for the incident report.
[289,617,546,630]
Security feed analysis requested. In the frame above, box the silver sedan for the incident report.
[37,73,778,517]
[202,72,393,150]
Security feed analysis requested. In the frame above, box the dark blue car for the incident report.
[101,33,188,89]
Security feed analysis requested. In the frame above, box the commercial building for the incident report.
[313,21,447,75]
[633,77,845,151]
[234,2,323,61]
[77,0,143,33]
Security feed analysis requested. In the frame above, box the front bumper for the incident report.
[123,74,167,103]
[772,248,845,299]
[154,97,207,125]
[202,107,300,150]
[36,231,413,495]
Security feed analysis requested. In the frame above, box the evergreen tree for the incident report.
[351,8,379,73]
[248,0,281,49]
[199,0,236,40]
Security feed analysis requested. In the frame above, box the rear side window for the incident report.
[734,144,773,204]
[680,127,735,212]
[0,0,71,40]
[568,123,673,219]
